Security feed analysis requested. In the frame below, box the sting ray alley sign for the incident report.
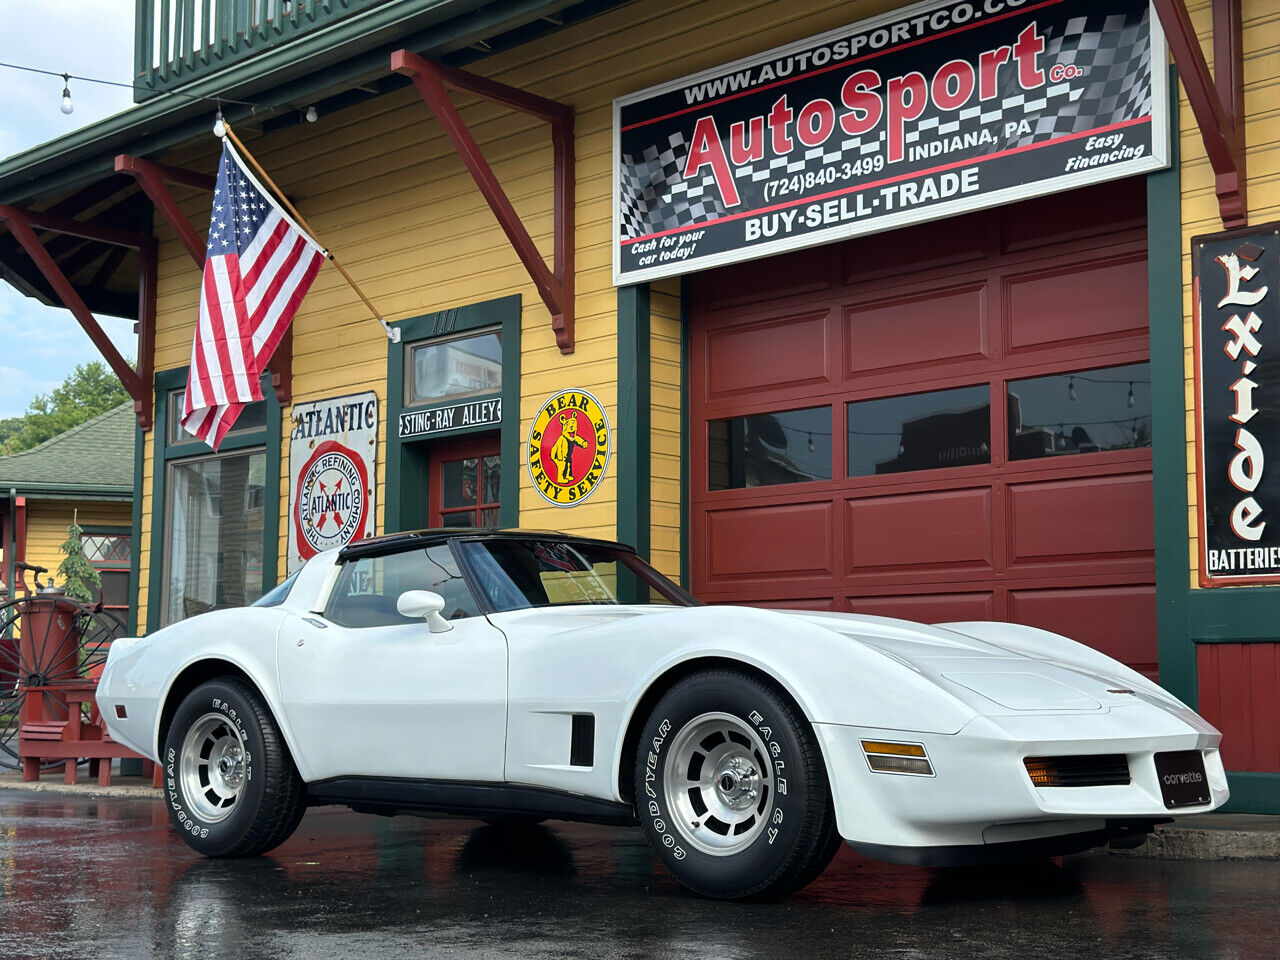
[288,392,378,573]
[613,0,1168,284]
[1194,224,1280,587]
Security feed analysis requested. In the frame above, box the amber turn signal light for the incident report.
[1024,757,1061,787]
[861,740,933,776]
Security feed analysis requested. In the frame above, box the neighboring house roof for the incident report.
[0,403,134,499]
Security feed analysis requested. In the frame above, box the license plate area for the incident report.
[1154,750,1211,809]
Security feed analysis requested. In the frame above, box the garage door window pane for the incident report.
[849,386,991,477]
[708,406,831,490]
[1009,362,1151,460]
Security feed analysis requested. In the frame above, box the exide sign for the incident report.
[1194,224,1280,586]
[613,0,1169,284]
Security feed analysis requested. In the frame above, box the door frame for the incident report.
[386,295,521,533]
[428,432,502,527]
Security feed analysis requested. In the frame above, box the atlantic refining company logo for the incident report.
[293,439,371,559]
[528,390,612,506]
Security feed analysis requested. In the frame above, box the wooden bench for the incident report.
[19,682,161,787]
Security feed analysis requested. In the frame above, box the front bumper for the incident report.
[815,703,1228,864]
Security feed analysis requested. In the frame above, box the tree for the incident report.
[2,361,131,454]
[57,511,101,605]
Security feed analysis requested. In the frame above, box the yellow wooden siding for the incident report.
[23,500,131,593]
[1182,0,1280,586]
[650,276,683,582]
[138,0,901,620]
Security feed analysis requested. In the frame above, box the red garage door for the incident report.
[689,179,1158,678]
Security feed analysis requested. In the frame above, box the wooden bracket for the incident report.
[1153,0,1247,227]
[392,51,575,354]
[115,154,294,405]
[0,205,155,429]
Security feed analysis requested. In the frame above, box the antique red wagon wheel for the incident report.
[0,586,124,770]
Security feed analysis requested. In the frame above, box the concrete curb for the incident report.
[1108,815,1280,861]
[0,776,160,801]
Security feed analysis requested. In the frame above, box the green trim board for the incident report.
[144,367,282,633]
[129,421,144,635]
[679,276,691,591]
[1149,64,1197,706]
[1222,772,1280,814]
[616,283,650,572]
[385,295,521,534]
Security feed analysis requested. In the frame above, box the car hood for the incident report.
[781,610,1155,715]
[495,605,1144,716]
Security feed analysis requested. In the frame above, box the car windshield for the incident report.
[457,538,697,612]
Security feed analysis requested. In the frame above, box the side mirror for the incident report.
[396,590,453,633]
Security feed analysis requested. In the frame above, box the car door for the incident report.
[276,543,507,783]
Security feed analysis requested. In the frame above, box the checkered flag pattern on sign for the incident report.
[619,132,729,240]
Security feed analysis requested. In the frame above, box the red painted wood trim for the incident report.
[15,496,27,594]
[392,50,575,354]
[1151,0,1247,226]
[135,238,157,429]
[0,204,149,250]
[1197,643,1280,773]
[428,433,502,527]
[115,155,208,269]
[0,207,145,399]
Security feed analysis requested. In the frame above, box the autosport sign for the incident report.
[288,391,378,572]
[613,0,1168,284]
[1193,223,1280,586]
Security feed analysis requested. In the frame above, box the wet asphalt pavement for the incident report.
[1,789,1278,960]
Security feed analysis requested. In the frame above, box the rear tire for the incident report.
[162,678,306,857]
[633,669,839,900]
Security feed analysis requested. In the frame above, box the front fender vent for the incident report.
[1024,754,1130,787]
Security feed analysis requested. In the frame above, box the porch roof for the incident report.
[0,402,134,500]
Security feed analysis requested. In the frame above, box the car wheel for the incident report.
[162,678,306,857]
[633,669,839,900]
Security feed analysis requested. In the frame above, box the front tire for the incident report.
[162,678,306,857]
[633,669,839,899]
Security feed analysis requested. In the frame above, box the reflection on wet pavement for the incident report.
[1,789,1277,959]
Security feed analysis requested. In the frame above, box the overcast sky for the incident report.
[0,1,138,417]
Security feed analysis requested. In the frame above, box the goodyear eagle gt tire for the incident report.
[162,678,306,857]
[634,669,839,899]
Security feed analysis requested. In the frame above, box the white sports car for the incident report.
[99,529,1227,899]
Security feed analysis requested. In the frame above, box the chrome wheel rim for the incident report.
[662,712,774,857]
[180,713,246,823]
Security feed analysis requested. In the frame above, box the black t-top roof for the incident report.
[336,528,635,561]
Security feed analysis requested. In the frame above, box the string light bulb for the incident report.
[807,432,815,453]
[1127,382,1135,408]
[59,74,73,114]
[304,104,318,123]
[213,111,226,138]
[1067,376,1076,401]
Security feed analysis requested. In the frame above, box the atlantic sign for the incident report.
[613,0,1168,284]
[1193,223,1280,586]
[288,392,378,573]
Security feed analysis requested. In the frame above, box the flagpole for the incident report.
[221,121,400,343]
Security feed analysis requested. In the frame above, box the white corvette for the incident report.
[99,530,1227,899]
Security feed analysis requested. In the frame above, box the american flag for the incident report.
[181,139,324,448]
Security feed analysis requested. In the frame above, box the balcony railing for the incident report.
[134,0,391,101]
